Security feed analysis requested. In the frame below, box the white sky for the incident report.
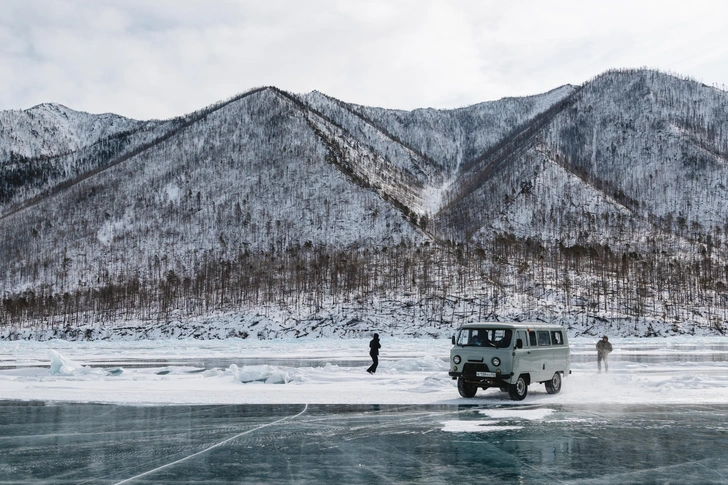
[2,0,727,120]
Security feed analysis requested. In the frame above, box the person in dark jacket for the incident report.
[367,333,381,374]
[596,336,613,373]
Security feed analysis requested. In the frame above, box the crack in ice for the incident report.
[112,403,309,485]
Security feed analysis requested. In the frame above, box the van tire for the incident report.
[545,372,562,394]
[508,376,528,401]
[457,377,477,398]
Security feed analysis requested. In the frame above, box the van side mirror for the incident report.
[451,335,455,345]
[516,339,523,349]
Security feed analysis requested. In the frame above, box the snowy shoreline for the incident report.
[2,307,726,343]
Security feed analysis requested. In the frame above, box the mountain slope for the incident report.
[2,69,728,338]
[436,70,728,252]
[299,85,576,214]
[0,103,142,164]
[0,87,424,297]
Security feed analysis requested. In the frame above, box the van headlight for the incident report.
[453,355,461,364]
[492,357,501,367]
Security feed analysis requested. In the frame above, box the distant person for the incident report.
[596,336,613,373]
[367,333,381,374]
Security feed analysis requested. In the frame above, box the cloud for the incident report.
[1,0,727,120]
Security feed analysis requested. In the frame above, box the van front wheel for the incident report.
[457,377,477,398]
[508,376,528,401]
[545,372,562,394]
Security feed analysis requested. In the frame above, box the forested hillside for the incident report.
[2,69,727,340]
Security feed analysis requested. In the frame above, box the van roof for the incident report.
[457,322,564,330]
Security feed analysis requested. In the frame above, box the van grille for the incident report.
[462,363,490,375]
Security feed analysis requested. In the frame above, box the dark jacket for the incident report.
[596,340,613,357]
[369,337,381,356]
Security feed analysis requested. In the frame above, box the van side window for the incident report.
[529,331,537,347]
[537,331,551,346]
[551,331,563,345]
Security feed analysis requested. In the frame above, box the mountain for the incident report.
[438,70,728,247]
[0,102,142,163]
[2,69,727,340]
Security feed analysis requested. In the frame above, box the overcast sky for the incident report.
[2,0,727,120]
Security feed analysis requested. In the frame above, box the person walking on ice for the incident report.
[367,333,381,374]
[596,335,613,373]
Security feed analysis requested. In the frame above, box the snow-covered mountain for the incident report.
[0,103,142,163]
[2,69,728,339]
[438,70,728,248]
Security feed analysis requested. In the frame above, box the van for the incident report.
[449,322,571,400]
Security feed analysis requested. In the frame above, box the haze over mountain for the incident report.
[2,69,727,340]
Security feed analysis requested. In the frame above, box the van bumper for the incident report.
[450,371,513,387]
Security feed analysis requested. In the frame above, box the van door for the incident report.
[534,330,554,382]
[515,330,542,383]
[511,330,530,380]
[550,329,569,374]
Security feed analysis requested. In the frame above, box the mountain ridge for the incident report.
[2,69,728,339]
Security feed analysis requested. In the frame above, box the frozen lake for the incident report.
[2,336,728,405]
[2,336,728,483]
[2,401,728,484]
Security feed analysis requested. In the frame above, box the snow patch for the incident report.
[1,337,728,406]
[479,408,555,420]
[97,210,134,246]
[384,355,448,372]
[165,183,180,204]
[441,421,523,433]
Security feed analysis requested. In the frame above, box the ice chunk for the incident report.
[48,349,89,376]
[229,364,293,384]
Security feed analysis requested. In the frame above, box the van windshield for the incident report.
[457,329,513,348]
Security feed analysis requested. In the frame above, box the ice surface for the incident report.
[5,401,727,484]
[1,337,728,406]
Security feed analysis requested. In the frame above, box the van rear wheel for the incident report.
[457,377,477,398]
[508,376,528,401]
[545,372,562,394]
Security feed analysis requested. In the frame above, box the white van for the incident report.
[449,322,571,400]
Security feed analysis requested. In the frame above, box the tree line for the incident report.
[3,236,726,335]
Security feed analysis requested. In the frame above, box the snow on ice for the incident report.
[2,336,728,406]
